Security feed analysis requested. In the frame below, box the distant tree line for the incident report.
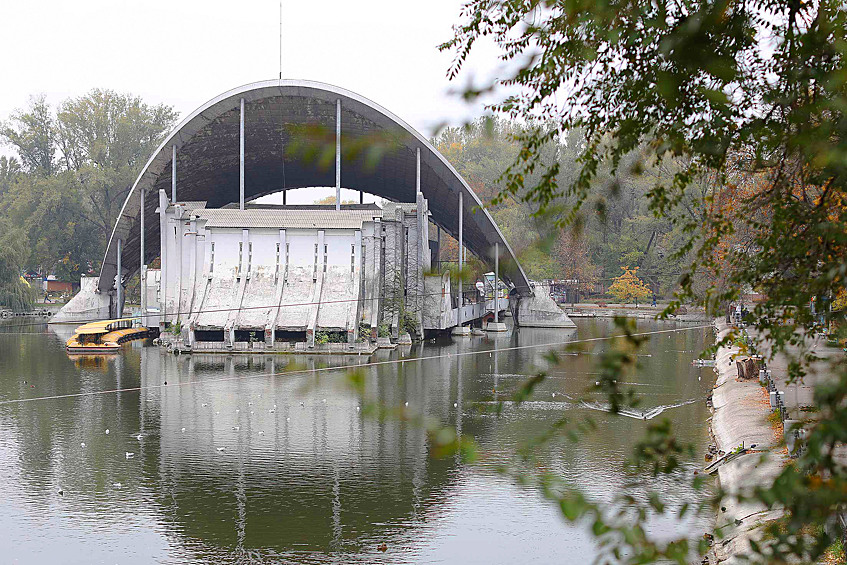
[433,118,701,297]
[0,90,177,309]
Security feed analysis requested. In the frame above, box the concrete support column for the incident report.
[240,98,245,211]
[116,238,123,319]
[282,190,286,205]
[458,191,463,313]
[140,189,146,327]
[171,145,177,203]
[487,241,507,332]
[335,99,341,211]
[158,190,169,328]
[495,242,499,302]
[452,191,470,336]
[416,147,421,195]
[436,225,441,271]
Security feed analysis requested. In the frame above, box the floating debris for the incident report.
[216,447,225,452]
[125,452,134,459]
[112,482,122,489]
[692,359,716,367]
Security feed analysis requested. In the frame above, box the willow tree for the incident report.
[442,0,847,562]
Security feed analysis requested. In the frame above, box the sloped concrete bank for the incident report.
[707,319,786,563]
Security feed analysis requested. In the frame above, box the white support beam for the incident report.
[458,191,463,316]
[116,238,123,319]
[140,190,146,327]
[171,145,177,203]
[240,98,245,210]
[335,99,341,211]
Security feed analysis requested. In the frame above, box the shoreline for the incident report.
[563,303,711,322]
[706,319,787,563]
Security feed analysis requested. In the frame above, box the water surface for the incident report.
[0,318,714,564]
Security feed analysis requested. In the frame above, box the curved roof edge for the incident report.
[99,79,531,294]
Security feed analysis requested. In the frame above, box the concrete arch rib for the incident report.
[99,79,531,295]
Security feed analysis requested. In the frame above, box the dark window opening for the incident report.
[194,330,225,342]
[275,331,306,343]
[234,330,263,342]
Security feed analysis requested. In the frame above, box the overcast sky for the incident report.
[1,0,502,136]
[2,0,508,203]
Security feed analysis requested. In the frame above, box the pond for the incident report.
[0,317,714,564]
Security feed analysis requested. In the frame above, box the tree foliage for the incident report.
[0,90,177,290]
[442,0,847,561]
[608,266,651,305]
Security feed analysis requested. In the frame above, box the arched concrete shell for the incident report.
[99,79,531,294]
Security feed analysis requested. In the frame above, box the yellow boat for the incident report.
[66,319,150,354]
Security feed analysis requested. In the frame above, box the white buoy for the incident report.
[80,442,86,448]
[286,417,290,421]
[453,402,458,408]
[113,482,122,488]
[181,427,186,432]
[135,434,142,440]
[105,429,110,435]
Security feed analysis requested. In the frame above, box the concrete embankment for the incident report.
[564,304,711,322]
[707,319,787,563]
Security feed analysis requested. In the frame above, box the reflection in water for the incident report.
[0,319,714,563]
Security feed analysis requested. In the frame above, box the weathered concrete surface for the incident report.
[512,286,576,328]
[709,320,786,563]
[48,276,110,324]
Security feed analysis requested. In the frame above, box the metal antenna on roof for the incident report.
[279,1,283,79]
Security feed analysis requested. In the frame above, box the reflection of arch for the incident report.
[99,79,531,296]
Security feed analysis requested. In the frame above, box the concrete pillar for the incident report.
[158,190,169,329]
[282,190,286,205]
[140,189,146,327]
[486,241,507,332]
[436,225,441,271]
[416,147,421,195]
[240,98,245,211]
[359,190,363,204]
[458,191,463,313]
[335,99,341,211]
[452,191,470,336]
[116,238,123,319]
[171,145,177,203]
[495,241,499,298]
